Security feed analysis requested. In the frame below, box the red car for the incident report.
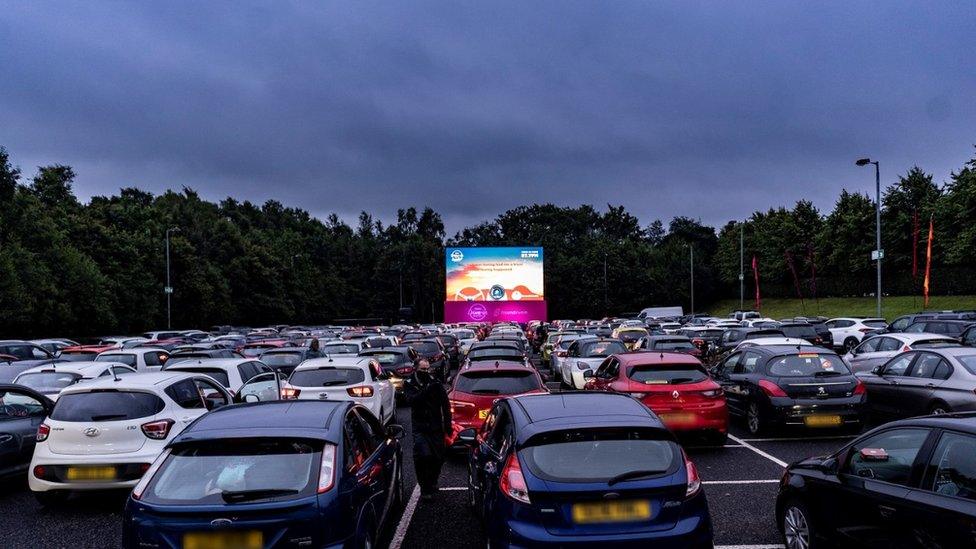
[448,361,548,445]
[584,352,729,444]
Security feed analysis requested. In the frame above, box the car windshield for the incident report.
[263,353,304,367]
[654,341,696,351]
[468,348,522,361]
[453,370,541,394]
[454,330,475,339]
[578,340,626,358]
[51,390,165,421]
[167,368,230,387]
[57,352,97,362]
[15,371,81,393]
[322,344,360,354]
[521,429,676,483]
[95,354,138,367]
[628,364,708,384]
[144,439,322,505]
[768,353,851,376]
[289,367,365,387]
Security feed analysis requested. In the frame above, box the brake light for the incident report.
[281,387,301,399]
[449,400,476,415]
[347,386,374,398]
[758,379,788,397]
[903,345,911,352]
[499,453,530,504]
[684,451,701,497]
[141,419,175,440]
[33,465,46,479]
[555,350,567,357]
[858,328,873,333]
[395,366,415,376]
[701,388,724,398]
[132,448,172,500]
[36,423,50,442]
[318,444,337,493]
[852,379,867,395]
[692,338,705,346]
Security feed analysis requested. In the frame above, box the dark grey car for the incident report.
[856,347,976,420]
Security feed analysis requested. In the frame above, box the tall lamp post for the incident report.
[165,227,180,329]
[688,244,695,316]
[739,222,744,311]
[856,158,882,317]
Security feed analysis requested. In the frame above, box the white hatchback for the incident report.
[29,372,232,506]
[281,357,395,424]
[95,348,171,372]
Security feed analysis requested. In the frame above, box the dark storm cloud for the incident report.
[1,1,974,232]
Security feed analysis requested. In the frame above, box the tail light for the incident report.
[758,379,788,397]
[141,419,175,440]
[858,328,874,333]
[281,387,301,399]
[700,388,724,398]
[395,366,415,376]
[347,386,374,397]
[317,444,337,493]
[36,423,50,442]
[33,465,46,479]
[499,453,531,504]
[684,451,702,497]
[450,400,476,415]
[555,350,567,357]
[132,449,172,500]
[692,338,705,347]
[852,380,867,395]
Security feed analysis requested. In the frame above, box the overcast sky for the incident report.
[2,1,974,233]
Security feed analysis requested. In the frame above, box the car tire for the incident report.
[843,337,859,353]
[33,490,69,508]
[746,401,765,435]
[392,462,405,512]
[929,402,951,415]
[781,499,818,549]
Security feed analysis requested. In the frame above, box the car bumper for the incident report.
[650,402,728,434]
[766,397,866,427]
[29,451,160,492]
[494,512,712,548]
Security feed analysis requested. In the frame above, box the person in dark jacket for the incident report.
[402,358,451,500]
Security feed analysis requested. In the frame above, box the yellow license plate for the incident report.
[478,409,489,419]
[184,531,263,549]
[65,466,116,481]
[572,500,652,524]
[660,413,696,425]
[804,415,842,427]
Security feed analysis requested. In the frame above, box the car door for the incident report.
[829,427,933,548]
[848,337,882,372]
[713,352,745,415]
[477,403,514,519]
[367,361,394,423]
[0,386,54,476]
[164,378,209,429]
[869,353,918,419]
[350,408,391,529]
[729,351,762,416]
[900,353,947,416]
[906,430,976,547]
[341,409,373,538]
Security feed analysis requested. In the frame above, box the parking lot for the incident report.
[0,372,855,549]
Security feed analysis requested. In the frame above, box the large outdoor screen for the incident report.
[445,247,544,302]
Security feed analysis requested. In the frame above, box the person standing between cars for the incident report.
[402,358,451,500]
[308,337,322,358]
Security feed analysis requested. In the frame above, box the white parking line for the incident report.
[389,486,421,549]
[715,545,784,549]
[438,486,467,491]
[703,479,779,485]
[727,434,789,468]
[740,435,856,442]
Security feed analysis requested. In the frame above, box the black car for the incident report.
[716,328,786,354]
[711,345,865,435]
[360,346,418,397]
[963,325,976,347]
[905,320,975,338]
[433,334,461,367]
[776,414,976,548]
[403,339,448,380]
[0,384,54,479]
[259,347,323,375]
[778,322,829,347]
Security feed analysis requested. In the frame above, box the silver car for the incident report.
[559,338,627,390]
[857,347,976,418]
[844,333,960,373]
[549,334,593,373]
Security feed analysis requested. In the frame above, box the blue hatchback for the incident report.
[460,392,713,548]
[122,400,404,549]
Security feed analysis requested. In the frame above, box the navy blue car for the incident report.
[123,400,404,549]
[460,392,713,547]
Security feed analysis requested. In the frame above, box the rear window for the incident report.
[322,344,361,354]
[289,367,365,387]
[58,352,98,362]
[15,371,81,393]
[454,330,475,339]
[768,354,851,377]
[95,354,138,367]
[453,370,541,395]
[263,353,304,367]
[956,356,976,375]
[864,320,888,328]
[913,339,962,349]
[654,341,696,351]
[468,348,522,361]
[51,391,165,422]
[628,364,707,384]
[143,439,322,505]
[617,331,644,342]
[780,325,817,338]
[521,429,677,483]
[578,340,627,357]
[167,368,230,387]
[366,352,408,366]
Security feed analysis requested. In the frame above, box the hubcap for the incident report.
[932,407,946,415]
[784,506,810,549]
[748,404,760,433]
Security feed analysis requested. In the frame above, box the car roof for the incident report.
[508,393,665,445]
[461,360,533,372]
[921,347,976,359]
[165,358,253,369]
[888,332,961,342]
[17,361,130,376]
[743,344,835,356]
[294,356,372,370]
[59,371,196,394]
[877,412,976,433]
[98,348,167,355]
[172,400,349,445]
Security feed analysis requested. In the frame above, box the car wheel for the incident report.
[843,337,859,353]
[782,500,817,549]
[393,463,405,511]
[34,490,70,508]
[929,403,951,415]
[747,401,765,435]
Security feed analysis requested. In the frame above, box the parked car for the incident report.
[240,339,293,358]
[122,400,405,549]
[403,339,449,380]
[433,333,461,367]
[710,346,866,435]
[857,347,976,419]
[29,372,232,505]
[94,348,170,372]
[462,346,528,369]
[777,322,828,346]
[12,362,137,401]
[30,339,80,355]
[675,327,725,355]
[612,326,649,351]
[0,340,60,383]
[258,347,323,375]
[635,336,702,358]
[460,392,713,547]
[776,414,976,548]
[559,337,628,390]
[824,317,888,352]
[359,346,418,396]
[0,384,54,480]
[167,348,243,363]
[717,328,786,354]
[584,352,728,443]
[549,333,594,373]
[320,340,368,357]
[843,333,961,373]
[448,361,547,444]
[904,319,975,338]
[163,358,273,394]
[281,357,395,425]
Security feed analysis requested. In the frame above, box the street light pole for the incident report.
[164,227,179,329]
[603,253,608,315]
[739,222,744,311]
[856,158,882,318]
[689,244,695,316]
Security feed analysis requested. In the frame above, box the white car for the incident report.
[824,318,888,352]
[559,338,628,390]
[281,357,395,424]
[450,329,478,354]
[29,372,232,505]
[13,362,137,401]
[660,322,683,334]
[95,348,170,372]
[320,341,368,356]
[843,333,961,373]
[550,334,594,372]
[161,358,273,394]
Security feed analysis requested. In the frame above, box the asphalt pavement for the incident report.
[0,361,858,549]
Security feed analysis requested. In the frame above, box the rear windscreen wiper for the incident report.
[89,414,128,421]
[813,371,844,377]
[221,488,300,503]
[607,469,667,486]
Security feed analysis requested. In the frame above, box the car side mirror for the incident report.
[820,457,839,474]
[243,393,260,403]
[582,369,594,379]
[386,424,405,440]
[456,428,477,444]
[871,366,882,376]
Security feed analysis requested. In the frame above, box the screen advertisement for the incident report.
[445,247,544,302]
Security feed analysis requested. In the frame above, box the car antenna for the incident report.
[495,360,499,368]
[112,367,121,382]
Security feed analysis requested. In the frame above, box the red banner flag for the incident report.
[785,250,803,300]
[752,255,761,310]
[923,215,933,307]
[912,209,920,279]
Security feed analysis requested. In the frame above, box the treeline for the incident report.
[1,146,975,337]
